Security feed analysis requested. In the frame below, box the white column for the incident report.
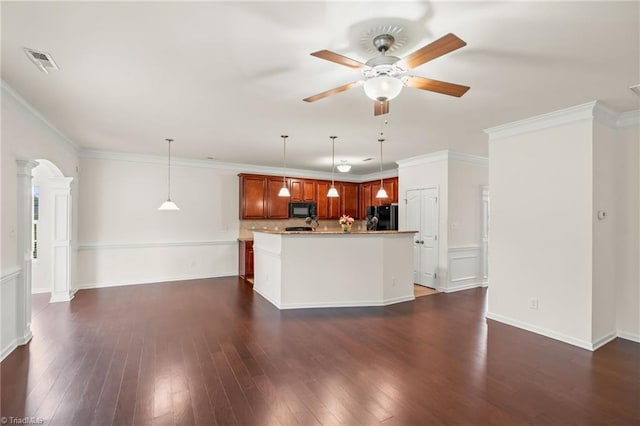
[49,177,74,303]
[16,159,39,345]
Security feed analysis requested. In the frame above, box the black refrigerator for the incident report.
[366,204,398,231]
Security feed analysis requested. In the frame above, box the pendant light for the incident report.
[327,136,339,197]
[278,134,290,197]
[158,138,180,211]
[376,138,388,199]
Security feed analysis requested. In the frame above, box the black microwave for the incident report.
[289,202,317,218]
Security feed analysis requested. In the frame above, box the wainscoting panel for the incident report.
[76,240,238,289]
[1,267,22,361]
[446,246,482,292]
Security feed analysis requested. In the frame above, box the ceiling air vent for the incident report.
[24,48,59,74]
[362,157,374,162]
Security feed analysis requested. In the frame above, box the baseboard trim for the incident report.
[486,311,595,351]
[592,332,618,351]
[77,272,236,290]
[278,295,415,310]
[49,292,75,303]
[443,281,483,293]
[31,288,51,295]
[1,331,33,363]
[617,330,640,343]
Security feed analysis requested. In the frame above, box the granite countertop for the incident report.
[253,230,416,235]
[237,237,254,241]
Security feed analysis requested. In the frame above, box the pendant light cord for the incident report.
[330,136,337,185]
[281,135,288,184]
[378,138,385,187]
[166,138,173,201]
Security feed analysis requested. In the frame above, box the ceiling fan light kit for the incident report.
[364,75,403,102]
[304,30,469,116]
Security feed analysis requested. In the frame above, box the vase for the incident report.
[341,224,351,233]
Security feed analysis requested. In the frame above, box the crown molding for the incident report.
[617,110,640,127]
[1,80,80,155]
[484,101,599,141]
[485,101,639,141]
[396,150,487,169]
[79,149,396,183]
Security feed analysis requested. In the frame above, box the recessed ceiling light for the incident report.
[630,84,640,96]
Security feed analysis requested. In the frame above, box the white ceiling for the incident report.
[2,1,639,175]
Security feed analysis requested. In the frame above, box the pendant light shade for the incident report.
[376,138,388,199]
[278,135,291,197]
[327,136,339,198]
[158,138,180,211]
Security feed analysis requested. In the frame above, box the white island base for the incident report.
[253,230,416,309]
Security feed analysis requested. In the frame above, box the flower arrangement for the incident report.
[339,215,354,226]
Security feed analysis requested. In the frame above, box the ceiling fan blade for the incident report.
[397,33,467,70]
[303,82,361,103]
[405,76,470,97]
[374,100,389,116]
[310,50,366,69]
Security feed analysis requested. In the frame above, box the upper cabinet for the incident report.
[239,174,267,219]
[266,176,290,219]
[340,182,359,218]
[289,178,316,202]
[316,181,340,219]
[239,174,397,220]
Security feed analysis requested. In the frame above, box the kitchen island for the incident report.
[252,230,416,309]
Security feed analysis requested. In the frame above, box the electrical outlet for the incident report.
[392,277,396,287]
[529,298,539,310]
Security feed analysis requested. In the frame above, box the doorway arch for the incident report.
[30,159,74,303]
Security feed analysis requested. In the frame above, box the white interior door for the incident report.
[419,188,438,287]
[406,188,439,287]
[406,190,422,284]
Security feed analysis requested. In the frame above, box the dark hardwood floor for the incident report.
[1,277,639,425]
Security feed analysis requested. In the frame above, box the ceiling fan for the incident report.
[303,32,470,116]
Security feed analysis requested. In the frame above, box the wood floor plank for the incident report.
[1,278,638,425]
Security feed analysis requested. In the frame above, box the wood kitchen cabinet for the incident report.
[359,177,398,216]
[240,174,397,220]
[239,174,267,219]
[340,182,359,218]
[316,181,340,219]
[239,240,254,281]
[266,176,290,219]
[239,174,290,219]
[289,178,316,202]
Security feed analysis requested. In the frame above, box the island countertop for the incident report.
[253,230,417,235]
[252,230,416,309]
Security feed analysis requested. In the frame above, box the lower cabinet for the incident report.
[239,240,254,282]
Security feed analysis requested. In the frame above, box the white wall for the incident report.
[448,160,489,246]
[592,121,618,344]
[76,155,241,287]
[615,124,640,340]
[488,119,594,347]
[1,82,80,360]
[486,101,640,350]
